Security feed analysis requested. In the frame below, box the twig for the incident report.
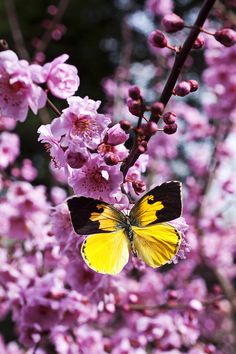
[33,0,70,57]
[4,0,30,60]
[121,0,217,177]
[46,97,62,117]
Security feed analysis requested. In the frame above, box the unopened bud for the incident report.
[128,85,141,100]
[151,101,164,116]
[142,122,158,136]
[148,30,167,48]
[120,120,131,131]
[214,28,236,47]
[174,81,191,96]
[132,180,146,195]
[104,152,119,165]
[161,13,184,33]
[137,145,146,154]
[188,79,199,92]
[163,112,176,124]
[163,123,177,134]
[192,35,205,49]
[127,98,144,116]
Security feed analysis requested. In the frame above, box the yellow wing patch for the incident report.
[132,223,181,268]
[130,181,182,227]
[81,229,130,275]
[67,197,125,235]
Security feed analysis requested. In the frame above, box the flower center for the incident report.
[72,115,91,135]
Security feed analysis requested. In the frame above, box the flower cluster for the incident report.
[0,51,80,121]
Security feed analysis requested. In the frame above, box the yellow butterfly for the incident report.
[67,181,182,275]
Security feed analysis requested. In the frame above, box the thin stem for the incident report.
[47,98,62,117]
[121,0,217,177]
[4,0,30,60]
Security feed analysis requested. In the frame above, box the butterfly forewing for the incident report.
[129,181,182,227]
[67,196,126,235]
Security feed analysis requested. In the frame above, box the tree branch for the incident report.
[121,0,217,178]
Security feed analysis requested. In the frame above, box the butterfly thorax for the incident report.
[124,215,137,257]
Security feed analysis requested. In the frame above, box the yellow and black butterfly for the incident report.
[67,181,182,275]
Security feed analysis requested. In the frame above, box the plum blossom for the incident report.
[68,154,123,203]
[54,95,111,149]
[0,132,20,169]
[0,50,46,121]
[30,54,80,99]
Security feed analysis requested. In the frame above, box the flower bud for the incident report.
[188,79,199,92]
[104,152,120,165]
[192,35,205,49]
[142,122,158,136]
[127,98,144,117]
[148,30,167,48]
[132,180,146,195]
[120,120,131,131]
[128,85,141,100]
[151,101,164,116]
[163,112,176,124]
[137,145,146,154]
[106,123,128,145]
[161,13,184,33]
[214,28,236,47]
[163,123,177,134]
[174,81,191,96]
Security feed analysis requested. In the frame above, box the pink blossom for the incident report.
[0,132,20,169]
[145,0,173,16]
[68,154,123,203]
[56,96,111,149]
[31,54,80,99]
[0,50,46,121]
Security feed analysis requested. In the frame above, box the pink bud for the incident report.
[163,123,177,134]
[142,122,158,136]
[148,30,167,48]
[214,28,236,47]
[188,79,199,92]
[132,180,146,195]
[174,81,191,96]
[192,35,205,49]
[120,120,131,131]
[105,152,120,165]
[128,85,141,100]
[151,101,164,116]
[163,112,176,124]
[127,98,144,116]
[161,13,184,33]
[106,123,128,145]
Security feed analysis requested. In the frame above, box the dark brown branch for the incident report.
[4,0,30,60]
[121,0,217,178]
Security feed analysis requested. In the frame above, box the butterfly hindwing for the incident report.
[129,181,182,227]
[81,229,130,275]
[132,223,181,267]
[67,196,126,235]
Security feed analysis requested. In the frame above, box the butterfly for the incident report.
[67,181,182,275]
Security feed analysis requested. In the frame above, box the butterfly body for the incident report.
[67,181,182,275]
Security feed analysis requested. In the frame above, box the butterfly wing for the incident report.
[67,196,126,235]
[129,181,182,227]
[132,223,181,268]
[82,229,130,274]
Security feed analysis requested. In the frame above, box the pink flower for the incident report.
[31,54,80,99]
[68,155,123,203]
[0,50,46,121]
[55,96,111,149]
[0,132,20,169]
